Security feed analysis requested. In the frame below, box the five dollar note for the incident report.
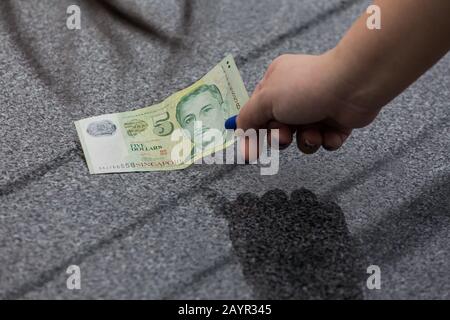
[75,55,249,174]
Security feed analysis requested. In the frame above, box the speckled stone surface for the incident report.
[0,0,449,299]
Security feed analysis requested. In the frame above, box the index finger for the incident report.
[236,89,274,131]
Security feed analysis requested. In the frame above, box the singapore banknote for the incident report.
[75,55,249,174]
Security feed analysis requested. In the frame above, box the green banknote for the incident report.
[75,55,249,174]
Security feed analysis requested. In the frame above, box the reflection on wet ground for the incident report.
[214,188,365,299]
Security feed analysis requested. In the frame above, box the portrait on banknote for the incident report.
[175,84,234,158]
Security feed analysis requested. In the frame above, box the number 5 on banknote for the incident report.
[152,112,174,137]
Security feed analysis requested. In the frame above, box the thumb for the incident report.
[236,88,274,131]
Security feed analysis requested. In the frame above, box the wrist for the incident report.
[320,47,383,128]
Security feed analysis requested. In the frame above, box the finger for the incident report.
[322,130,344,151]
[237,89,274,131]
[238,133,261,163]
[340,130,351,144]
[296,126,322,154]
[267,121,294,149]
[322,119,352,144]
[238,121,292,162]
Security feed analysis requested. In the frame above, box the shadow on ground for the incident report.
[215,188,364,299]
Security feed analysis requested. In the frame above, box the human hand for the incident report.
[235,52,382,155]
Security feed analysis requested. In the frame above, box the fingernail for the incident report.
[323,145,337,151]
[225,115,237,130]
[304,139,317,149]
